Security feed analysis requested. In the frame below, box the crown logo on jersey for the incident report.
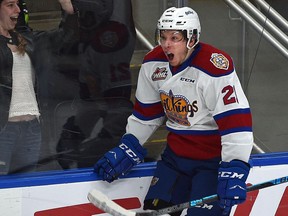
[210,53,229,70]
[151,67,168,81]
[160,90,198,126]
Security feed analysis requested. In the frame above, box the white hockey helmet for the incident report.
[157,7,201,48]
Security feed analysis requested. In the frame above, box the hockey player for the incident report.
[94,7,253,216]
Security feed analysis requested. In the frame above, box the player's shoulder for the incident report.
[143,45,167,63]
[192,42,235,77]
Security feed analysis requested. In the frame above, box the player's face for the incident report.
[159,30,193,67]
[0,0,20,34]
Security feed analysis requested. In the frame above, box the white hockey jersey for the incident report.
[126,43,253,162]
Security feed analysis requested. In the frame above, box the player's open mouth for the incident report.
[166,52,174,61]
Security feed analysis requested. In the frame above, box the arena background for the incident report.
[24,0,288,171]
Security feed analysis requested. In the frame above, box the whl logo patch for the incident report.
[151,67,168,81]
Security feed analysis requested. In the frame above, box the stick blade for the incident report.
[87,189,136,216]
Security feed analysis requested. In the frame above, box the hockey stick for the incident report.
[87,175,288,216]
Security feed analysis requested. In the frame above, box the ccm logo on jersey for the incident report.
[218,171,245,179]
[119,143,142,164]
[180,77,195,83]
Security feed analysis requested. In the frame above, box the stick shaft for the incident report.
[135,175,288,216]
[247,176,288,192]
[88,175,288,216]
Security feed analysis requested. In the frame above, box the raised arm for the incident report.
[58,0,75,14]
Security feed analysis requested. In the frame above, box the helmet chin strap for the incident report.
[186,37,198,50]
[183,45,195,63]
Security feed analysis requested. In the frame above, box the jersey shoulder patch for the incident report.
[192,43,234,77]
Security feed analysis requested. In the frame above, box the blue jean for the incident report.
[0,118,41,175]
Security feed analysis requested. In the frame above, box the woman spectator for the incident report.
[0,0,78,175]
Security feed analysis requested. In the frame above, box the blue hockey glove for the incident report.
[217,160,250,215]
[94,134,147,183]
